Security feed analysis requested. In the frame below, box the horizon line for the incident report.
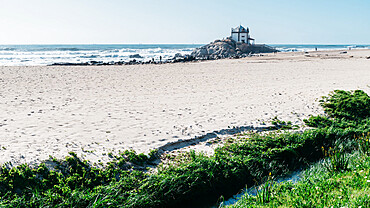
[0,43,369,45]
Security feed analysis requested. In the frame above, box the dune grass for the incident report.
[1,90,370,207]
[228,149,370,208]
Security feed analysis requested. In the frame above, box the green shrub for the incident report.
[320,90,370,121]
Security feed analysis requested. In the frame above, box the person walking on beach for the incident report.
[160,56,162,63]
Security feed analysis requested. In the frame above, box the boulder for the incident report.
[174,53,183,58]
[191,37,278,60]
[129,54,143,58]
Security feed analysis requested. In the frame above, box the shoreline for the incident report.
[1,44,368,67]
[1,49,370,167]
[11,48,370,67]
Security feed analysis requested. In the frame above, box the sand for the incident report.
[1,49,369,166]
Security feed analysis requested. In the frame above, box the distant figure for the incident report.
[152,58,154,63]
[160,56,162,63]
[315,47,317,51]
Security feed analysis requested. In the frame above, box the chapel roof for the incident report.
[232,25,249,33]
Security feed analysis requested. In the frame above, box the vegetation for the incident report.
[228,89,370,207]
[228,150,370,208]
[304,89,370,129]
[270,116,299,130]
[1,90,370,207]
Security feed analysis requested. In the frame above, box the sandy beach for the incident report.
[1,49,369,166]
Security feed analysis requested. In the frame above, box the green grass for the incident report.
[1,89,370,207]
[228,150,370,208]
[270,117,299,130]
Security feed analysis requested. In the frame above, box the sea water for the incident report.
[0,44,202,66]
[0,44,368,66]
[271,44,369,52]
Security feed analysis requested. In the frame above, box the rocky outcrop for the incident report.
[191,37,278,59]
[129,54,143,58]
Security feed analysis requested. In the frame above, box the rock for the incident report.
[50,62,89,66]
[174,53,183,58]
[191,37,278,60]
[129,54,143,58]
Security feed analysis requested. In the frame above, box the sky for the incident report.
[0,0,369,44]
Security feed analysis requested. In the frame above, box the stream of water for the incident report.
[215,171,303,207]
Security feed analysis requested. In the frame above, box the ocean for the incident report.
[271,44,370,52]
[0,44,368,66]
[0,44,202,66]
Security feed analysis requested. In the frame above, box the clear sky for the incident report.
[0,0,369,44]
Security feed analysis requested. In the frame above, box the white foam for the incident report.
[0,46,197,66]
